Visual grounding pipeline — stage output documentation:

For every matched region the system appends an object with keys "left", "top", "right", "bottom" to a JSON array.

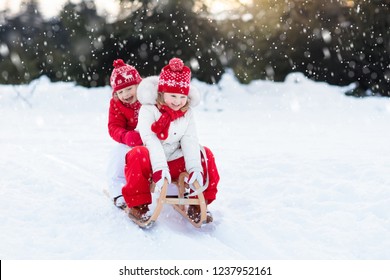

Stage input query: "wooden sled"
[{"left": 126, "top": 172, "right": 208, "bottom": 229}]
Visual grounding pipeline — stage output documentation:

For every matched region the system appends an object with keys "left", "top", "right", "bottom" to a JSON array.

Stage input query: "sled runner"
[{"left": 106, "top": 172, "right": 209, "bottom": 229}]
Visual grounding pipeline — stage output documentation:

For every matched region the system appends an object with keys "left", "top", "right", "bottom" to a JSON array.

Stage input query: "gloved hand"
[
  {"left": 123, "top": 131, "right": 143, "bottom": 147},
  {"left": 185, "top": 171, "right": 204, "bottom": 189},
  {"left": 152, "top": 169, "right": 171, "bottom": 192}
]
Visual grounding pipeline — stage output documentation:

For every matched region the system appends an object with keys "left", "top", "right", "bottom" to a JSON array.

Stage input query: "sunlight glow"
[{"left": 205, "top": 0, "right": 253, "bottom": 14}]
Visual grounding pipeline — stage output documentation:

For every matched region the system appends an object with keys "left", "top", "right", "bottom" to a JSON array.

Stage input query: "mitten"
[
  {"left": 123, "top": 131, "right": 143, "bottom": 147},
  {"left": 185, "top": 171, "right": 205, "bottom": 188}
]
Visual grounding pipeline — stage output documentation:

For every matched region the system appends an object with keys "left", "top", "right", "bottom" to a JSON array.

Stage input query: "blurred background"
[{"left": 0, "top": 0, "right": 389, "bottom": 96}]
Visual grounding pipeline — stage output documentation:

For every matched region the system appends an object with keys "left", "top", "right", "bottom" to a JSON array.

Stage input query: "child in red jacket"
[{"left": 106, "top": 59, "right": 143, "bottom": 209}]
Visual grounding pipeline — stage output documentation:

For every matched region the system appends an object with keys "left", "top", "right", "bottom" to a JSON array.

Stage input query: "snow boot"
[
  {"left": 127, "top": 204, "right": 151, "bottom": 222},
  {"left": 187, "top": 205, "right": 213, "bottom": 224}
]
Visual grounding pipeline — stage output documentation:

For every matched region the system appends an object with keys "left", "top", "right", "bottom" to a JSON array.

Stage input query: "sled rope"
[{"left": 185, "top": 145, "right": 209, "bottom": 198}]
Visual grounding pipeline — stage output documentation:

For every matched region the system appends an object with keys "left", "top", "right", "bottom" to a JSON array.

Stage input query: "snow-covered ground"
[{"left": 1, "top": 72, "right": 389, "bottom": 260}]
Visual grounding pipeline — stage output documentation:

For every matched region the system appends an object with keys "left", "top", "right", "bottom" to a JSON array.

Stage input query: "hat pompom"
[
  {"left": 113, "top": 59, "right": 126, "bottom": 68},
  {"left": 168, "top": 58, "right": 184, "bottom": 72}
]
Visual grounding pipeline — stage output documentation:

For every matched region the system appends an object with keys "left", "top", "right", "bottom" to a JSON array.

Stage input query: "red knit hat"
[
  {"left": 110, "top": 59, "right": 142, "bottom": 93},
  {"left": 158, "top": 58, "right": 191, "bottom": 95}
]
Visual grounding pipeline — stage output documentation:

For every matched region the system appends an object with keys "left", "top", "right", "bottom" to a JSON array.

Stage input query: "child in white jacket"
[{"left": 122, "top": 58, "right": 220, "bottom": 222}]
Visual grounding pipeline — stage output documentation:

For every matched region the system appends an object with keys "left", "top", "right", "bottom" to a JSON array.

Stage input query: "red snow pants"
[{"left": 122, "top": 146, "right": 219, "bottom": 208}]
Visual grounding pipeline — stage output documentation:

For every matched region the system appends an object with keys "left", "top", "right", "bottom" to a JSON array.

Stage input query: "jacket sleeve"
[
  {"left": 137, "top": 105, "right": 169, "bottom": 173},
  {"left": 180, "top": 109, "right": 202, "bottom": 173},
  {"left": 108, "top": 99, "right": 142, "bottom": 146}
]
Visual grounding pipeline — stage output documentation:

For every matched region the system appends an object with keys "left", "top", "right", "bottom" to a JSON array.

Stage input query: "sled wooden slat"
[{"left": 163, "top": 198, "right": 200, "bottom": 205}]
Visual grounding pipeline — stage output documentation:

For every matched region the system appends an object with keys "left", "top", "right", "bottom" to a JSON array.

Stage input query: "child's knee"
[
  {"left": 202, "top": 146, "right": 216, "bottom": 160},
  {"left": 126, "top": 146, "right": 148, "bottom": 160}
]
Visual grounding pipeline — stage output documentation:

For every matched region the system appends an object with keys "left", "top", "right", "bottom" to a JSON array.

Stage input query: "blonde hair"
[
  {"left": 113, "top": 92, "right": 119, "bottom": 100},
  {"left": 157, "top": 92, "right": 189, "bottom": 112}
]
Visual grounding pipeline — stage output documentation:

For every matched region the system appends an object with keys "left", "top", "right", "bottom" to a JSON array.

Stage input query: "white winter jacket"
[{"left": 136, "top": 76, "right": 203, "bottom": 174}]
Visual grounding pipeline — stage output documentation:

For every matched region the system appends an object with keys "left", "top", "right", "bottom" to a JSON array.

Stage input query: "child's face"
[
  {"left": 116, "top": 85, "right": 138, "bottom": 104},
  {"left": 163, "top": 92, "right": 188, "bottom": 111}
]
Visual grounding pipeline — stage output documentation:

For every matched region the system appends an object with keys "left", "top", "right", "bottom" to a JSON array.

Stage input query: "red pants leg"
[
  {"left": 201, "top": 146, "right": 219, "bottom": 204},
  {"left": 122, "top": 146, "right": 153, "bottom": 208}
]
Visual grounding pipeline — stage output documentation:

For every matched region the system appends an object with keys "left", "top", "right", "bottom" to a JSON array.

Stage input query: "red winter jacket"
[{"left": 108, "top": 98, "right": 143, "bottom": 147}]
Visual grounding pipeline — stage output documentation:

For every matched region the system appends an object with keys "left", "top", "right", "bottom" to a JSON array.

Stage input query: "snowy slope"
[{"left": 1, "top": 73, "right": 389, "bottom": 260}]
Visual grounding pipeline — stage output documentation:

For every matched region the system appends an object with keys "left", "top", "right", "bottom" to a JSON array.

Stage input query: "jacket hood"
[{"left": 137, "top": 76, "right": 201, "bottom": 107}]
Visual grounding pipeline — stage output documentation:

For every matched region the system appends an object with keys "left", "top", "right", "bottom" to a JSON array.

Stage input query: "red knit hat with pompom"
[
  {"left": 158, "top": 58, "right": 191, "bottom": 95},
  {"left": 110, "top": 59, "right": 142, "bottom": 93}
]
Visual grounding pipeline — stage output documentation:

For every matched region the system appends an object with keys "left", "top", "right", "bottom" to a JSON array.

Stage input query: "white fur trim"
[
  {"left": 137, "top": 76, "right": 159, "bottom": 105},
  {"left": 137, "top": 76, "right": 200, "bottom": 107},
  {"left": 188, "top": 85, "right": 201, "bottom": 107}
]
